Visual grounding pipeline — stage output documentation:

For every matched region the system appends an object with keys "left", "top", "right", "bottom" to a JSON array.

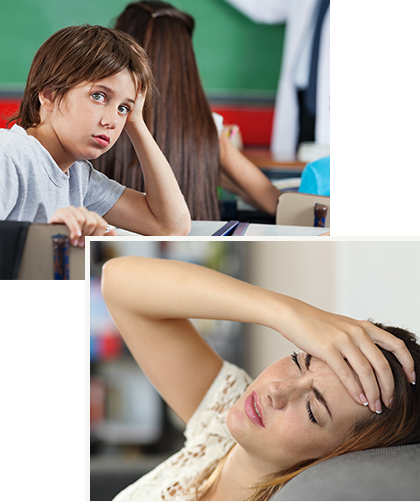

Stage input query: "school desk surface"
[{"left": 114, "top": 222, "right": 329, "bottom": 237}]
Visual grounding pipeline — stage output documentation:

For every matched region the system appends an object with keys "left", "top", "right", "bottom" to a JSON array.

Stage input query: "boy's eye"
[
  {"left": 118, "top": 105, "right": 130, "bottom": 115},
  {"left": 92, "top": 92, "right": 105, "bottom": 103}
]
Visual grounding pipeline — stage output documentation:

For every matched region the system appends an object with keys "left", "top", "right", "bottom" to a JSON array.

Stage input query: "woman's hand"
[
  {"left": 275, "top": 298, "right": 416, "bottom": 413},
  {"left": 49, "top": 206, "right": 117, "bottom": 247}
]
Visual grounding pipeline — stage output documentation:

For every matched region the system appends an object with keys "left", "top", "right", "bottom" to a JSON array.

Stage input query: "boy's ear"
[{"left": 38, "top": 88, "right": 56, "bottom": 110}]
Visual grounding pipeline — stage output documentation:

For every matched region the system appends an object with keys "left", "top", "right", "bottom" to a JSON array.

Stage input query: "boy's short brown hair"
[{"left": 13, "top": 25, "right": 153, "bottom": 129}]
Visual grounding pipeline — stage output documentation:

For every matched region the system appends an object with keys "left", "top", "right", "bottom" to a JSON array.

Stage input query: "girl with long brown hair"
[
  {"left": 101, "top": 255, "right": 418, "bottom": 501},
  {"left": 93, "top": 1, "right": 281, "bottom": 220}
]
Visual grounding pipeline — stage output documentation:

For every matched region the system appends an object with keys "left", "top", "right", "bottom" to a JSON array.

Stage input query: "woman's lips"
[
  {"left": 245, "top": 391, "right": 264, "bottom": 427},
  {"left": 93, "top": 135, "right": 110, "bottom": 147}
]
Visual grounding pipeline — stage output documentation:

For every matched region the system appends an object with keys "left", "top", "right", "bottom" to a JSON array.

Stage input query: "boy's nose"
[{"left": 101, "top": 115, "right": 118, "bottom": 129}]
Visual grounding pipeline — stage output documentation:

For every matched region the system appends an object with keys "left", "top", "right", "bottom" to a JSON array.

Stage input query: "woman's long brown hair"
[
  {"left": 197, "top": 323, "right": 420, "bottom": 501},
  {"left": 93, "top": 1, "right": 220, "bottom": 220}
]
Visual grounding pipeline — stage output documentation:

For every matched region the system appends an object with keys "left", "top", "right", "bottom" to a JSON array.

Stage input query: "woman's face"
[{"left": 226, "top": 352, "right": 372, "bottom": 473}]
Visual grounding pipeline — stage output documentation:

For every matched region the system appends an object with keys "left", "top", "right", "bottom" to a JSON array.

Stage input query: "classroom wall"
[
  {"left": 0, "top": 0, "right": 285, "bottom": 99},
  {"left": 246, "top": 241, "right": 420, "bottom": 378},
  {"left": 0, "top": 0, "right": 284, "bottom": 144}
]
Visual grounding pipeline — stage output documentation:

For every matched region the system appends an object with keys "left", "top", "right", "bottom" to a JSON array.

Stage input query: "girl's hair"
[
  {"left": 9, "top": 24, "right": 153, "bottom": 129},
  {"left": 197, "top": 323, "right": 420, "bottom": 501},
  {"left": 92, "top": 1, "right": 221, "bottom": 220}
]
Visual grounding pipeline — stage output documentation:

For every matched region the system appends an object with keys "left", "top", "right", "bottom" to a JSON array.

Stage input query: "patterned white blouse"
[{"left": 113, "top": 361, "right": 252, "bottom": 501}]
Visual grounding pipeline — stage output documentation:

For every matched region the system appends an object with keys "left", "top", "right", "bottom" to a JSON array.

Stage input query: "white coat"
[{"left": 224, "top": 0, "right": 330, "bottom": 160}]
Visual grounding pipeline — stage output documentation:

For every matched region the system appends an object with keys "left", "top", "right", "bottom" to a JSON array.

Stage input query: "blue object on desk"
[
  {"left": 232, "top": 222, "right": 249, "bottom": 236},
  {"left": 212, "top": 220, "right": 240, "bottom": 236},
  {"left": 299, "top": 156, "right": 330, "bottom": 196}
]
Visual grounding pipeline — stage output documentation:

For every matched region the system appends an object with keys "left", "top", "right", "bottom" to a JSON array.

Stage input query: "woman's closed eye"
[
  {"left": 291, "top": 352, "right": 319, "bottom": 425},
  {"left": 291, "top": 351, "right": 301, "bottom": 370},
  {"left": 307, "top": 399, "right": 318, "bottom": 424}
]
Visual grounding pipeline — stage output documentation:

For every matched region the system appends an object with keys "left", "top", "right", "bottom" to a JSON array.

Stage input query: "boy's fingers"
[{"left": 48, "top": 207, "right": 82, "bottom": 246}]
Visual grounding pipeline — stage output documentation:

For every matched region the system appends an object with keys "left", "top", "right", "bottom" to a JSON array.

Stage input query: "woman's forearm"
[
  {"left": 102, "top": 256, "right": 416, "bottom": 414},
  {"left": 102, "top": 256, "right": 286, "bottom": 330}
]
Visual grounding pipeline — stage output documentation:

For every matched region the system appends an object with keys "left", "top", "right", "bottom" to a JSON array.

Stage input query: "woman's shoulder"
[
  {"left": 113, "top": 363, "right": 253, "bottom": 502},
  {"left": 185, "top": 361, "right": 252, "bottom": 443}
]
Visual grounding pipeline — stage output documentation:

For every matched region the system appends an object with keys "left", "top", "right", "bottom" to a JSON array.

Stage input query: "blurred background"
[{"left": 89, "top": 239, "right": 420, "bottom": 501}]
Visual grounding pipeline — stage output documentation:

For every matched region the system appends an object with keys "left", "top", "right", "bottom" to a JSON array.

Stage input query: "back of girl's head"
[
  {"left": 14, "top": 25, "right": 153, "bottom": 129},
  {"left": 94, "top": 1, "right": 220, "bottom": 220},
  {"left": 114, "top": 1, "right": 195, "bottom": 50}
]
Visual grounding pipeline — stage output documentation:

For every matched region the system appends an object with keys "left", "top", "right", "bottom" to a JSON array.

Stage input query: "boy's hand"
[
  {"left": 49, "top": 206, "right": 117, "bottom": 247},
  {"left": 125, "top": 91, "right": 146, "bottom": 130}
]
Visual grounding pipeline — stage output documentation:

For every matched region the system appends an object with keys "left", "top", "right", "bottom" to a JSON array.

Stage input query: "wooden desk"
[
  {"left": 243, "top": 148, "right": 305, "bottom": 172},
  {"left": 18, "top": 224, "right": 85, "bottom": 280}
]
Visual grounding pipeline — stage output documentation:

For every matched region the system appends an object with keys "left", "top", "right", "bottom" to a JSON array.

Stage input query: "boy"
[{"left": 0, "top": 25, "right": 191, "bottom": 245}]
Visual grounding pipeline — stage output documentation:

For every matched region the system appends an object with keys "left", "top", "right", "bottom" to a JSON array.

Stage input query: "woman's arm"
[
  {"left": 218, "top": 132, "right": 281, "bottom": 215},
  {"left": 104, "top": 93, "right": 191, "bottom": 236},
  {"left": 102, "top": 257, "right": 415, "bottom": 421}
]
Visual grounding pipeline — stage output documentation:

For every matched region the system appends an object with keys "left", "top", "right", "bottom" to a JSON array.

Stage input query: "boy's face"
[{"left": 45, "top": 70, "right": 137, "bottom": 169}]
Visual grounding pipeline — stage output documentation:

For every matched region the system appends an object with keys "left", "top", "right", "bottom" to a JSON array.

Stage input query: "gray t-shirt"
[{"left": 0, "top": 125, "right": 126, "bottom": 223}]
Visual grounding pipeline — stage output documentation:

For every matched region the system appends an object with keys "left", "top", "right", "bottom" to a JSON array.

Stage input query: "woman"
[
  {"left": 101, "top": 256, "right": 418, "bottom": 501},
  {"left": 93, "top": 1, "right": 281, "bottom": 220}
]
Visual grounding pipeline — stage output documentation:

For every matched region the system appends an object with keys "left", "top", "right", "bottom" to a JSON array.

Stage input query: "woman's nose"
[{"left": 267, "top": 378, "right": 306, "bottom": 410}]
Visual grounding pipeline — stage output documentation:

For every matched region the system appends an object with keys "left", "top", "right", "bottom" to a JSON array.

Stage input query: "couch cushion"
[{"left": 271, "top": 443, "right": 420, "bottom": 501}]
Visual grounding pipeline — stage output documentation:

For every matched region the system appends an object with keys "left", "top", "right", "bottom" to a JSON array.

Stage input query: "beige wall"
[{"left": 245, "top": 240, "right": 420, "bottom": 378}]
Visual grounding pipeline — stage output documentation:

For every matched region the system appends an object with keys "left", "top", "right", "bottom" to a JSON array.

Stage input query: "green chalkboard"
[{"left": 0, "top": 0, "right": 285, "bottom": 99}]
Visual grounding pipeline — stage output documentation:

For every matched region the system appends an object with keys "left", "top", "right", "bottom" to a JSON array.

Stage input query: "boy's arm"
[{"left": 103, "top": 93, "right": 191, "bottom": 236}]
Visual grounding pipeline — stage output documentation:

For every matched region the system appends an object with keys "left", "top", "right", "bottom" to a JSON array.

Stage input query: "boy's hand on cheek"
[
  {"left": 125, "top": 91, "right": 146, "bottom": 129},
  {"left": 49, "top": 206, "right": 113, "bottom": 247}
]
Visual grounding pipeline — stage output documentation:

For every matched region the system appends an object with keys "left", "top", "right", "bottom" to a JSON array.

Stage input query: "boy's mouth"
[{"left": 93, "top": 134, "right": 110, "bottom": 147}]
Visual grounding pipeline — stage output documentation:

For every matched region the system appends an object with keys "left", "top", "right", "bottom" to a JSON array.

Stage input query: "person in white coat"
[{"left": 224, "top": 0, "right": 330, "bottom": 160}]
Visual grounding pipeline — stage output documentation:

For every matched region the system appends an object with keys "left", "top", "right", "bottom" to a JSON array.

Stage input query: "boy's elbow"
[
  {"left": 177, "top": 214, "right": 191, "bottom": 236},
  {"left": 159, "top": 212, "right": 191, "bottom": 236}
]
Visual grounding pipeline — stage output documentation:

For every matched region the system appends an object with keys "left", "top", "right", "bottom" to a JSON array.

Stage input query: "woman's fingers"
[
  {"left": 320, "top": 320, "right": 415, "bottom": 413},
  {"left": 342, "top": 343, "right": 390, "bottom": 413},
  {"left": 367, "top": 322, "right": 416, "bottom": 385},
  {"left": 323, "top": 349, "right": 369, "bottom": 407}
]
